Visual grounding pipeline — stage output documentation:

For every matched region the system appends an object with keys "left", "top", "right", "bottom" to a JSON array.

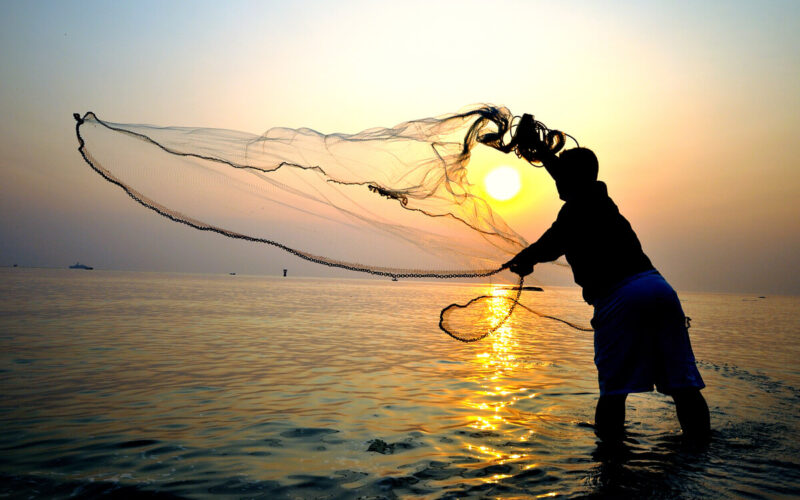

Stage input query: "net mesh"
[{"left": 73, "top": 105, "right": 590, "bottom": 341}]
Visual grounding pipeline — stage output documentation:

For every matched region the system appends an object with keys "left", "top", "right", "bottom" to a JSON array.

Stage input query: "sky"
[{"left": 1, "top": 0, "right": 798, "bottom": 294}]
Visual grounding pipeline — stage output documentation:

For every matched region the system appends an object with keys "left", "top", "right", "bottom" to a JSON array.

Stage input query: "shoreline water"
[
  {"left": 3, "top": 266, "right": 793, "bottom": 298},
  {"left": 1, "top": 269, "right": 798, "bottom": 498}
]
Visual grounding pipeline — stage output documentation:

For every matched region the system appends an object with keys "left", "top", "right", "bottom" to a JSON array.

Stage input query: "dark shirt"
[{"left": 520, "top": 181, "right": 654, "bottom": 304}]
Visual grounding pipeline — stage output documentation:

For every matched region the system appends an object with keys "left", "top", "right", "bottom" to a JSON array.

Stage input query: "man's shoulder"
[
  {"left": 559, "top": 183, "right": 619, "bottom": 221},
  {"left": 592, "top": 181, "right": 610, "bottom": 198},
  {"left": 565, "top": 182, "right": 612, "bottom": 206},
  {"left": 589, "top": 182, "right": 618, "bottom": 209}
]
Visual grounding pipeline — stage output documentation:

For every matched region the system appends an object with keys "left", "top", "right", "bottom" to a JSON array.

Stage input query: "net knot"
[{"left": 368, "top": 184, "right": 409, "bottom": 206}]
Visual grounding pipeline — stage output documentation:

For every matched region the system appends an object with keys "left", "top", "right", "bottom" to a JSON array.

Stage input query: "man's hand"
[{"left": 502, "top": 254, "right": 534, "bottom": 277}]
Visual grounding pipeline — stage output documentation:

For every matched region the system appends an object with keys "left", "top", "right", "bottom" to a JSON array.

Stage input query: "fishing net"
[{"left": 73, "top": 105, "right": 589, "bottom": 342}]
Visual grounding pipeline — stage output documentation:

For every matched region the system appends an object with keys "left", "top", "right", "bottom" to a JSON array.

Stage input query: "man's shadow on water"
[{"left": 582, "top": 430, "right": 713, "bottom": 499}]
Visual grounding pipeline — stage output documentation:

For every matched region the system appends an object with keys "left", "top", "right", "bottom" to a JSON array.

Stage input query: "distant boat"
[
  {"left": 502, "top": 285, "right": 543, "bottom": 292},
  {"left": 229, "top": 272, "right": 237, "bottom": 275},
  {"left": 69, "top": 262, "right": 93, "bottom": 270}
]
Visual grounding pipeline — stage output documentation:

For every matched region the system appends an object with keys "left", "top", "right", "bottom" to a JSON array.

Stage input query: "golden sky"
[{"left": 1, "top": 0, "right": 798, "bottom": 294}]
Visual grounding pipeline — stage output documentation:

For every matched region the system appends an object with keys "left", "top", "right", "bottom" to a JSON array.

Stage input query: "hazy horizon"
[{"left": 2, "top": 0, "right": 799, "bottom": 295}]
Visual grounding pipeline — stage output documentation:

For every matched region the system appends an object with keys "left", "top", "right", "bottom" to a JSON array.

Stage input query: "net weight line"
[{"left": 439, "top": 275, "right": 593, "bottom": 343}]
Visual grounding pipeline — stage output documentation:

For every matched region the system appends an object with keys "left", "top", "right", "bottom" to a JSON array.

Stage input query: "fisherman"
[{"left": 503, "top": 143, "right": 710, "bottom": 442}]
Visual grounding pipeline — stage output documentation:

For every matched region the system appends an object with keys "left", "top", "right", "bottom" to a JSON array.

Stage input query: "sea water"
[{"left": 1, "top": 268, "right": 798, "bottom": 498}]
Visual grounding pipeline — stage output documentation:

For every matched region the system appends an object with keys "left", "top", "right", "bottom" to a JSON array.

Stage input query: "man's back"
[
  {"left": 556, "top": 181, "right": 654, "bottom": 303},
  {"left": 523, "top": 180, "right": 654, "bottom": 303}
]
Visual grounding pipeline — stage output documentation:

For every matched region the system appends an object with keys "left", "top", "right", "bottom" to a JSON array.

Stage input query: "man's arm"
[
  {"left": 504, "top": 218, "right": 565, "bottom": 276},
  {"left": 538, "top": 149, "right": 564, "bottom": 182}
]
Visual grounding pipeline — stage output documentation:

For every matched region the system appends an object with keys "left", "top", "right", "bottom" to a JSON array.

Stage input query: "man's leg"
[
  {"left": 671, "top": 388, "right": 710, "bottom": 440},
  {"left": 595, "top": 393, "right": 627, "bottom": 440}
]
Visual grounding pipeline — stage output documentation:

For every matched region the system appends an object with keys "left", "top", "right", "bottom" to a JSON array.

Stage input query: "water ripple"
[{"left": 1, "top": 269, "right": 798, "bottom": 498}]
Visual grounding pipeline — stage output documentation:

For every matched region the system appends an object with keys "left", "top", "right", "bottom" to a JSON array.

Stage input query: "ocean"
[{"left": 1, "top": 268, "right": 798, "bottom": 499}]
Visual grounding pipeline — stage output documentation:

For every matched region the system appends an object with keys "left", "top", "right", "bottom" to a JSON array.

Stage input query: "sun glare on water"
[{"left": 484, "top": 166, "right": 521, "bottom": 201}]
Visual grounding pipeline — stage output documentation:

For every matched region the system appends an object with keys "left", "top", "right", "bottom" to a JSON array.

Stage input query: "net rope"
[{"left": 73, "top": 106, "right": 591, "bottom": 341}]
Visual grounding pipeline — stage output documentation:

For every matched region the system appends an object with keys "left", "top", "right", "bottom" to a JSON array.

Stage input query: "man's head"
[{"left": 552, "top": 147, "right": 598, "bottom": 200}]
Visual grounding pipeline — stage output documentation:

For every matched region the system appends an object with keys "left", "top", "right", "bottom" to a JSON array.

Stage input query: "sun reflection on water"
[{"left": 461, "top": 285, "right": 538, "bottom": 478}]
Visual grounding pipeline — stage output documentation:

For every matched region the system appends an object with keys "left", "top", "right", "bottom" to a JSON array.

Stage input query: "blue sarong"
[{"left": 591, "top": 270, "right": 705, "bottom": 396}]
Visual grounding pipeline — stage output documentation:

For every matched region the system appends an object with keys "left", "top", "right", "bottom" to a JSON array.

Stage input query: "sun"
[{"left": 484, "top": 165, "right": 521, "bottom": 201}]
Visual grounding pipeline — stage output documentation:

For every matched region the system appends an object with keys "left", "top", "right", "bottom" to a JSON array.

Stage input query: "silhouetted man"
[{"left": 504, "top": 147, "right": 710, "bottom": 442}]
